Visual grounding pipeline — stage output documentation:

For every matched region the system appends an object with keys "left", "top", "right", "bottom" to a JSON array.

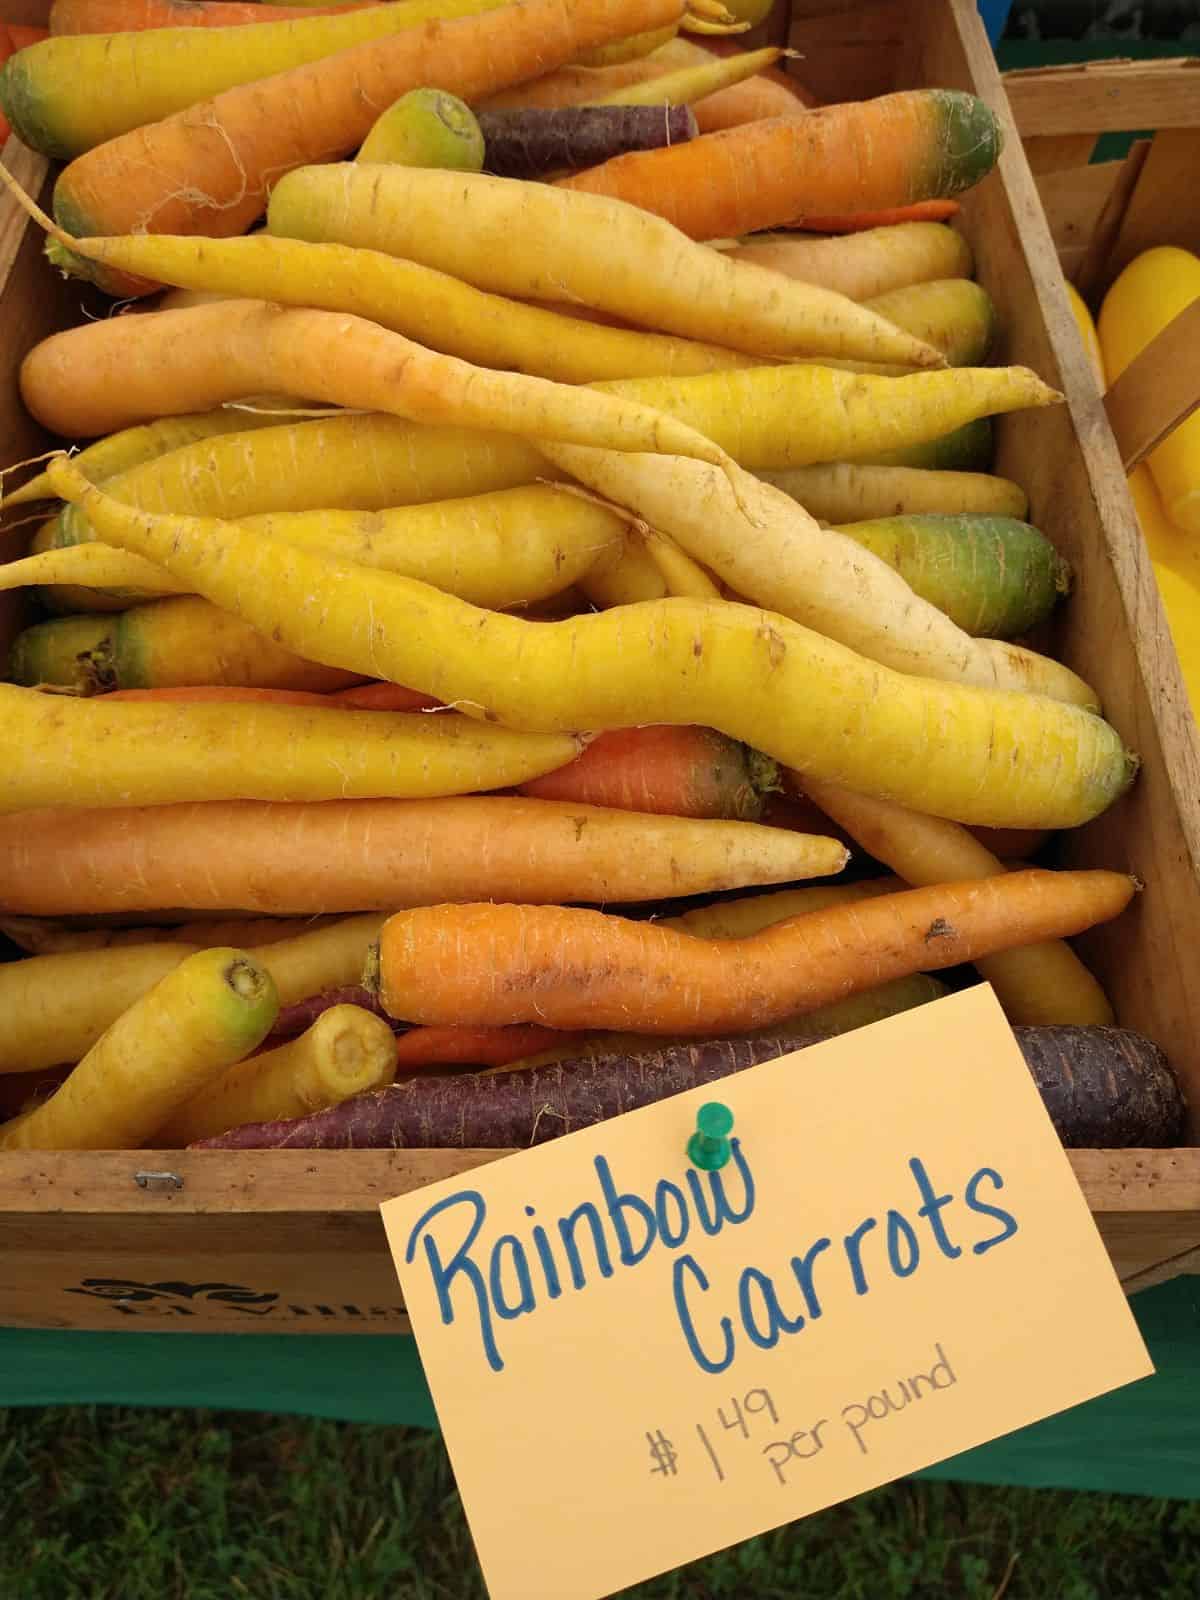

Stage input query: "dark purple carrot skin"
[
  {"left": 477, "top": 104, "right": 698, "bottom": 180},
  {"left": 264, "top": 986, "right": 402, "bottom": 1041},
  {"left": 1014, "top": 1024, "right": 1185, "bottom": 1148},
  {"left": 189, "top": 1022, "right": 1185, "bottom": 1151}
]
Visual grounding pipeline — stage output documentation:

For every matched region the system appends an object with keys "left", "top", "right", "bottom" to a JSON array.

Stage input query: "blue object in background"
[{"left": 978, "top": 0, "right": 1014, "bottom": 45}]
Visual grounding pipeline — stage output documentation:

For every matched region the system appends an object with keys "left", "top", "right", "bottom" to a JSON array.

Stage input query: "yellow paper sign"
[{"left": 380, "top": 986, "right": 1152, "bottom": 1600}]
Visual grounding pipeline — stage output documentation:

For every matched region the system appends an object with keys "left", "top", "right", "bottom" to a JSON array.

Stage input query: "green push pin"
[{"left": 688, "top": 1102, "right": 734, "bottom": 1171}]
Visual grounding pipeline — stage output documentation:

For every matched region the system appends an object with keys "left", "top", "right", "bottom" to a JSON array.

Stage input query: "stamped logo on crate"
[{"left": 62, "top": 1277, "right": 408, "bottom": 1324}]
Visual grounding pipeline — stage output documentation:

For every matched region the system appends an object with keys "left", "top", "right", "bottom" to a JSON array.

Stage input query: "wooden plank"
[
  {"left": 1104, "top": 298, "right": 1200, "bottom": 471},
  {"left": 1074, "top": 139, "right": 1152, "bottom": 301},
  {"left": 785, "top": 0, "right": 905, "bottom": 104},
  {"left": 1036, "top": 160, "right": 1121, "bottom": 260},
  {"left": 1107, "top": 129, "right": 1200, "bottom": 287},
  {"left": 1022, "top": 134, "right": 1096, "bottom": 177},
  {"left": 914, "top": 0, "right": 1200, "bottom": 1154},
  {"left": 1004, "top": 59, "right": 1200, "bottom": 138}
]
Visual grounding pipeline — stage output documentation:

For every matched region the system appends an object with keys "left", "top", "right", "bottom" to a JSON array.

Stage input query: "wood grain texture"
[
  {"left": 2, "top": 0, "right": 1200, "bottom": 1330},
  {"left": 0, "top": 1150, "right": 1197, "bottom": 1331},
  {"left": 1104, "top": 298, "right": 1200, "bottom": 470},
  {"left": 1107, "top": 129, "right": 1200, "bottom": 285},
  {"left": 1005, "top": 59, "right": 1200, "bottom": 138}
]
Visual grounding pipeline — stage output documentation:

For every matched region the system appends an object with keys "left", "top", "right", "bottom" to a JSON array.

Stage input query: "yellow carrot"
[
  {"left": 542, "top": 446, "right": 1098, "bottom": 706},
  {"left": 0, "top": 686, "right": 581, "bottom": 809},
  {"left": 44, "top": 454, "right": 1136, "bottom": 829},
  {"left": 722, "top": 221, "right": 973, "bottom": 301},
  {"left": 265, "top": 163, "right": 945, "bottom": 368},
  {"left": 156, "top": 1003, "right": 399, "bottom": 1145},
  {"left": 761, "top": 462, "right": 1030, "bottom": 522},
  {"left": 0, "top": 948, "right": 279, "bottom": 1150}
]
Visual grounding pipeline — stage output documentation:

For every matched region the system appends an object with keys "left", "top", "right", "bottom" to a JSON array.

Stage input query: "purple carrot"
[
  {"left": 265, "top": 986, "right": 402, "bottom": 1041},
  {"left": 188, "top": 1024, "right": 1184, "bottom": 1152},
  {"left": 477, "top": 104, "right": 698, "bottom": 180}
]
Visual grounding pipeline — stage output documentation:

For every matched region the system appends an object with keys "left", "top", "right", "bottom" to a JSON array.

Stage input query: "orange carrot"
[
  {"left": 393, "top": 1024, "right": 572, "bottom": 1069},
  {"left": 0, "top": 797, "right": 847, "bottom": 916},
  {"left": 330, "top": 681, "right": 442, "bottom": 711},
  {"left": 371, "top": 872, "right": 1138, "bottom": 1033},
  {"left": 555, "top": 90, "right": 1001, "bottom": 242},
  {"left": 516, "top": 727, "right": 774, "bottom": 819},
  {"left": 102, "top": 682, "right": 441, "bottom": 711},
  {"left": 784, "top": 200, "right": 962, "bottom": 233},
  {"left": 692, "top": 73, "right": 808, "bottom": 133},
  {"left": 49, "top": 0, "right": 363, "bottom": 30},
  {"left": 53, "top": 0, "right": 687, "bottom": 274}
]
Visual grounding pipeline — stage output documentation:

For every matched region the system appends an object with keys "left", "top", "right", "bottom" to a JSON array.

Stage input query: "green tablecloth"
[{"left": 3, "top": 1279, "right": 1199, "bottom": 1496}]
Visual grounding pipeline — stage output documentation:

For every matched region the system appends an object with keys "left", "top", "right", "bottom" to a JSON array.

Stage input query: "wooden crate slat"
[{"left": 1004, "top": 59, "right": 1200, "bottom": 138}]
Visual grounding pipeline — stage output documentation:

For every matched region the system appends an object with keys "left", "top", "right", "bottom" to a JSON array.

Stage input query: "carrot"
[
  {"left": 588, "top": 45, "right": 791, "bottom": 123},
  {"left": 188, "top": 1023, "right": 1185, "bottom": 1152},
  {"left": 0, "top": 797, "right": 846, "bottom": 918},
  {"left": 516, "top": 727, "right": 775, "bottom": 819},
  {"left": 594, "top": 365, "right": 1058, "bottom": 473},
  {"left": 0, "top": 942, "right": 202, "bottom": 1073},
  {"left": 46, "top": 417, "right": 545, "bottom": 559},
  {"left": 797, "top": 777, "right": 1117, "bottom": 1027},
  {"left": 0, "top": 948, "right": 279, "bottom": 1150},
  {"left": 665, "top": 879, "right": 903, "bottom": 937},
  {"left": 723, "top": 222, "right": 972, "bottom": 303},
  {"left": 864, "top": 419, "right": 992, "bottom": 472},
  {"left": 477, "top": 103, "right": 697, "bottom": 178},
  {"left": 392, "top": 1024, "right": 570, "bottom": 1068},
  {"left": 828, "top": 514, "right": 1071, "bottom": 639},
  {"left": 50, "top": 0, "right": 689, "bottom": 269},
  {"left": 11, "top": 599, "right": 364, "bottom": 694},
  {"left": 0, "top": 404, "right": 295, "bottom": 511},
  {"left": 44, "top": 455, "right": 1136, "bottom": 829},
  {"left": 332, "top": 682, "right": 441, "bottom": 711},
  {"left": 264, "top": 986, "right": 394, "bottom": 1039},
  {"left": 0, "top": 912, "right": 342, "bottom": 956},
  {"left": 189, "top": 1036, "right": 819, "bottom": 1147},
  {"left": 555, "top": 90, "right": 1002, "bottom": 241},
  {"left": 155, "top": 1002, "right": 398, "bottom": 1146},
  {"left": 0, "top": 914, "right": 386, "bottom": 1070},
  {"left": 10, "top": 483, "right": 629, "bottom": 611},
  {"left": 105, "top": 683, "right": 441, "bottom": 712},
  {"left": 369, "top": 871, "right": 1136, "bottom": 1034},
  {"left": 542, "top": 444, "right": 1097, "bottom": 706},
  {"left": 10, "top": 0, "right": 549, "bottom": 158},
  {"left": 494, "top": 973, "right": 949, "bottom": 1072},
  {"left": 17, "top": 299, "right": 737, "bottom": 478},
  {"left": 50, "top": 0, "right": 365, "bottom": 33},
  {"left": 761, "top": 463, "right": 1030, "bottom": 523},
  {"left": 265, "top": 164, "right": 945, "bottom": 368},
  {"left": 786, "top": 200, "right": 963, "bottom": 232},
  {"left": 865, "top": 279, "right": 996, "bottom": 368},
  {"left": 0, "top": 685, "right": 583, "bottom": 809},
  {"left": 357, "top": 87, "right": 484, "bottom": 169}
]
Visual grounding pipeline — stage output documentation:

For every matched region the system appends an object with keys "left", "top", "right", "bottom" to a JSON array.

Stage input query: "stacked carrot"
[{"left": 0, "top": 3, "right": 1172, "bottom": 1152}]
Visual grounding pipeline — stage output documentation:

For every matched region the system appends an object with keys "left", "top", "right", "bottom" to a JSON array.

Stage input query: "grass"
[{"left": 3, "top": 1406, "right": 1200, "bottom": 1599}]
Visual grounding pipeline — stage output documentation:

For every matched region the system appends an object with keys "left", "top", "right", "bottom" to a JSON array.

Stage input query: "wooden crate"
[{"left": 4, "top": 0, "right": 1200, "bottom": 1336}]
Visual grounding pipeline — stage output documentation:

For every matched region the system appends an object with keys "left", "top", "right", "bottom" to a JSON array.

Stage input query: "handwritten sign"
[{"left": 381, "top": 986, "right": 1152, "bottom": 1600}]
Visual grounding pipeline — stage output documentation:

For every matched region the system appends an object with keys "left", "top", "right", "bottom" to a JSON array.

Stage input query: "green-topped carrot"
[{"left": 554, "top": 90, "right": 1003, "bottom": 240}]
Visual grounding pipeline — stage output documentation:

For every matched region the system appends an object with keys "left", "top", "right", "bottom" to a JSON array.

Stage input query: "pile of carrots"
[{"left": 0, "top": 0, "right": 1177, "bottom": 1154}]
